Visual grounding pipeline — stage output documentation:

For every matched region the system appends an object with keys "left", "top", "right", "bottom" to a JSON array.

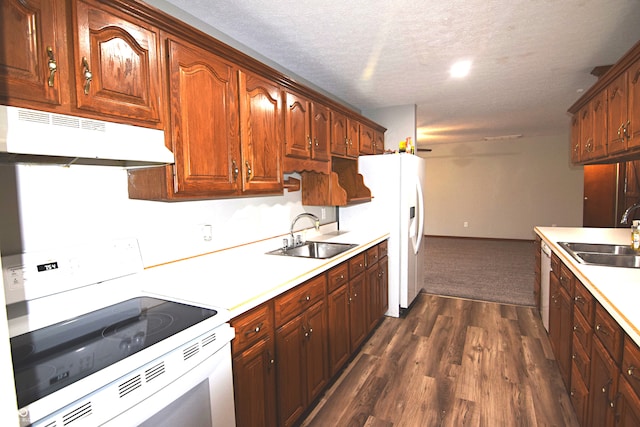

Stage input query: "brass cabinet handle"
[
  {"left": 46, "top": 47, "right": 57, "bottom": 87},
  {"left": 623, "top": 121, "right": 631, "bottom": 139},
  {"left": 628, "top": 366, "right": 637, "bottom": 379},
  {"left": 232, "top": 159, "right": 239, "bottom": 182},
  {"left": 267, "top": 350, "right": 275, "bottom": 372},
  {"left": 245, "top": 161, "right": 252, "bottom": 181},
  {"left": 81, "top": 57, "right": 92, "bottom": 95},
  {"left": 307, "top": 135, "right": 312, "bottom": 148},
  {"left": 574, "top": 295, "right": 584, "bottom": 305},
  {"left": 299, "top": 295, "right": 311, "bottom": 303},
  {"left": 314, "top": 137, "right": 319, "bottom": 147}
]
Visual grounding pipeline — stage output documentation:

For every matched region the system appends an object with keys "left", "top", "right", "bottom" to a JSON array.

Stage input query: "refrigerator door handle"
[{"left": 413, "top": 178, "right": 425, "bottom": 254}]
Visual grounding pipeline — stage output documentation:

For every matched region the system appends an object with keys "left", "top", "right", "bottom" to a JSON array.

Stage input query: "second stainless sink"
[
  {"left": 559, "top": 241, "right": 640, "bottom": 268},
  {"left": 266, "top": 241, "right": 358, "bottom": 259}
]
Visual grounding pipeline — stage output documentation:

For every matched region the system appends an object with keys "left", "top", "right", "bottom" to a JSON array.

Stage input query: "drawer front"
[
  {"left": 622, "top": 335, "right": 640, "bottom": 397},
  {"left": 366, "top": 246, "right": 379, "bottom": 267},
  {"left": 231, "top": 301, "right": 274, "bottom": 355},
  {"left": 349, "top": 252, "right": 366, "bottom": 277},
  {"left": 275, "top": 274, "right": 327, "bottom": 326},
  {"left": 572, "top": 333, "right": 591, "bottom": 385},
  {"left": 573, "top": 309, "right": 593, "bottom": 355},
  {"left": 594, "top": 303, "right": 623, "bottom": 364},
  {"left": 378, "top": 240, "right": 388, "bottom": 259},
  {"left": 573, "top": 281, "right": 594, "bottom": 322},
  {"left": 559, "top": 263, "right": 574, "bottom": 294},
  {"left": 327, "top": 262, "right": 349, "bottom": 294}
]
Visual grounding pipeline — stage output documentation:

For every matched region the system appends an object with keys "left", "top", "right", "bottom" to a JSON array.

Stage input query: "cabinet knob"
[{"left": 628, "top": 366, "right": 636, "bottom": 378}]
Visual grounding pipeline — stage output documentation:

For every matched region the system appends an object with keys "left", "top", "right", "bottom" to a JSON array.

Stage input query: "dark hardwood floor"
[{"left": 302, "top": 293, "right": 579, "bottom": 426}]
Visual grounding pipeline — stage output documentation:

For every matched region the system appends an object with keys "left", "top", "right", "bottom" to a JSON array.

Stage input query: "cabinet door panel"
[
  {"left": 347, "top": 119, "right": 359, "bottom": 157},
  {"left": 617, "top": 376, "right": 640, "bottom": 427},
  {"left": 311, "top": 102, "right": 330, "bottom": 161},
  {"left": 238, "top": 70, "right": 283, "bottom": 194},
  {"left": 284, "top": 91, "right": 311, "bottom": 159},
  {"left": 588, "top": 337, "right": 617, "bottom": 427},
  {"left": 328, "top": 285, "right": 351, "bottom": 376},
  {"left": 232, "top": 336, "right": 277, "bottom": 427},
  {"left": 305, "top": 301, "right": 328, "bottom": 403},
  {"left": 168, "top": 39, "right": 239, "bottom": 195},
  {"left": 0, "top": 0, "right": 67, "bottom": 106},
  {"left": 629, "top": 58, "right": 640, "bottom": 148},
  {"left": 349, "top": 273, "right": 367, "bottom": 350},
  {"left": 276, "top": 316, "right": 306, "bottom": 427},
  {"left": 607, "top": 72, "right": 628, "bottom": 154},
  {"left": 330, "top": 110, "right": 348, "bottom": 156},
  {"left": 74, "top": 0, "right": 162, "bottom": 124}
]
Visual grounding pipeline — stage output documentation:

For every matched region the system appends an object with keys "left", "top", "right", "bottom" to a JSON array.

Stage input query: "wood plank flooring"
[{"left": 301, "top": 293, "right": 579, "bottom": 427}]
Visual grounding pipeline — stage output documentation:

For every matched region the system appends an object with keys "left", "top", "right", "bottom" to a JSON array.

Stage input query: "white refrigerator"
[{"left": 339, "top": 153, "right": 426, "bottom": 318}]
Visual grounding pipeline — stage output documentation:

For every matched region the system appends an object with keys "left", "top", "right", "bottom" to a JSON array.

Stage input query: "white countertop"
[
  {"left": 138, "top": 224, "right": 390, "bottom": 319},
  {"left": 535, "top": 226, "right": 640, "bottom": 346}
]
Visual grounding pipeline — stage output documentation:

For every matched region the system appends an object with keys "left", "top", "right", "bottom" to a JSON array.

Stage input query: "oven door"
[{"left": 102, "top": 342, "right": 235, "bottom": 427}]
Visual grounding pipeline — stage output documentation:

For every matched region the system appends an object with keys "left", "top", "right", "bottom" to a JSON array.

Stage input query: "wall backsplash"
[{"left": 0, "top": 164, "right": 334, "bottom": 267}]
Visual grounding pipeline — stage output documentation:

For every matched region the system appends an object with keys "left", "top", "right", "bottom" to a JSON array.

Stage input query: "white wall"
[
  {"left": 363, "top": 104, "right": 417, "bottom": 152},
  {"left": 0, "top": 164, "right": 335, "bottom": 267},
  {"left": 422, "top": 132, "right": 584, "bottom": 240}
]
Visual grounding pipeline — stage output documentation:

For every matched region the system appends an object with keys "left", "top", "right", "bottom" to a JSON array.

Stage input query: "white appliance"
[
  {"left": 0, "top": 105, "right": 175, "bottom": 167},
  {"left": 540, "top": 241, "right": 551, "bottom": 331},
  {"left": 2, "top": 239, "right": 235, "bottom": 427},
  {"left": 339, "top": 153, "right": 426, "bottom": 317}
]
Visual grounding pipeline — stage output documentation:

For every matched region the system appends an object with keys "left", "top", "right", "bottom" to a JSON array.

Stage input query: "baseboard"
[{"left": 424, "top": 235, "right": 534, "bottom": 243}]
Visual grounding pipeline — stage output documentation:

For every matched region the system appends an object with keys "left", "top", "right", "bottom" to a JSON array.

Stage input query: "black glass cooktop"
[{"left": 10, "top": 297, "right": 217, "bottom": 409}]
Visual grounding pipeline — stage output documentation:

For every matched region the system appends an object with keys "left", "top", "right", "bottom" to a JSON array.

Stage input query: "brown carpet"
[{"left": 423, "top": 237, "right": 536, "bottom": 306}]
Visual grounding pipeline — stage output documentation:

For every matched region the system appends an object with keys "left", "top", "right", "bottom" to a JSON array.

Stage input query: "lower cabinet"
[
  {"left": 545, "top": 249, "right": 640, "bottom": 427},
  {"left": 231, "top": 240, "right": 389, "bottom": 426},
  {"left": 230, "top": 301, "right": 277, "bottom": 427}
]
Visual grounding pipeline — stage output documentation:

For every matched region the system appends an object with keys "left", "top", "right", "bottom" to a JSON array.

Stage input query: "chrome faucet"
[
  {"left": 621, "top": 201, "right": 640, "bottom": 224},
  {"left": 289, "top": 213, "right": 320, "bottom": 247}
]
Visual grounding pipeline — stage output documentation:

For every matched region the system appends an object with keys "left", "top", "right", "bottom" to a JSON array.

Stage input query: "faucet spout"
[
  {"left": 290, "top": 213, "right": 320, "bottom": 247},
  {"left": 621, "top": 201, "right": 640, "bottom": 224}
]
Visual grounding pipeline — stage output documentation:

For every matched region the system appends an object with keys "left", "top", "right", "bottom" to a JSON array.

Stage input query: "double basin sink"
[
  {"left": 559, "top": 242, "right": 640, "bottom": 268},
  {"left": 266, "top": 241, "right": 358, "bottom": 259}
]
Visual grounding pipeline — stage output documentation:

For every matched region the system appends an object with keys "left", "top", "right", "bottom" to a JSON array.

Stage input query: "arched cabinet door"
[{"left": 73, "top": 0, "right": 163, "bottom": 126}]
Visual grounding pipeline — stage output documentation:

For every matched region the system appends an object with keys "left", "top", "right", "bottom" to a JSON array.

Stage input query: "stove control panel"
[{"left": 2, "top": 238, "right": 143, "bottom": 304}]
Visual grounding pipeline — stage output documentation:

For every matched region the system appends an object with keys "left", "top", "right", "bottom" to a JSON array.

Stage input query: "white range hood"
[{"left": 0, "top": 105, "right": 174, "bottom": 167}]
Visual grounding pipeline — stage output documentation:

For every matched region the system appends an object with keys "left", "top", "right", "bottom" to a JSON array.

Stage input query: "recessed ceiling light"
[{"left": 450, "top": 60, "right": 472, "bottom": 78}]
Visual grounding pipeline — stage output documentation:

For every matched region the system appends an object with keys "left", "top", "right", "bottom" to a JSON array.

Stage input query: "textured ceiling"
[{"left": 160, "top": 0, "right": 640, "bottom": 148}]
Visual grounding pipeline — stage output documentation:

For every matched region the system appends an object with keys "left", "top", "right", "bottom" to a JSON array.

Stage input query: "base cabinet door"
[
  {"left": 328, "top": 284, "right": 351, "bottom": 376},
  {"left": 232, "top": 336, "right": 277, "bottom": 427},
  {"left": 589, "top": 338, "right": 618, "bottom": 427},
  {"left": 617, "top": 376, "right": 640, "bottom": 427},
  {"left": 304, "top": 301, "right": 329, "bottom": 404},
  {"left": 276, "top": 315, "right": 306, "bottom": 427},
  {"left": 349, "top": 273, "right": 367, "bottom": 351}
]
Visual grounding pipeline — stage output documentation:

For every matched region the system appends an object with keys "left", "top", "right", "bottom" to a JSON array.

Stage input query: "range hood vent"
[{"left": 0, "top": 106, "right": 174, "bottom": 167}]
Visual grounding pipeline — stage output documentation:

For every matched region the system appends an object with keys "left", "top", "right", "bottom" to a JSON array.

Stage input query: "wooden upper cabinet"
[
  {"left": 167, "top": 38, "right": 240, "bottom": 197},
  {"left": 579, "top": 92, "right": 607, "bottom": 161},
  {"left": 570, "top": 114, "right": 581, "bottom": 163},
  {"left": 0, "top": 0, "right": 69, "bottom": 107},
  {"left": 330, "top": 110, "right": 349, "bottom": 156},
  {"left": 311, "top": 102, "right": 330, "bottom": 162},
  {"left": 238, "top": 70, "right": 283, "bottom": 195},
  {"left": 283, "top": 90, "right": 330, "bottom": 173},
  {"left": 607, "top": 72, "right": 628, "bottom": 154},
  {"left": 628, "top": 57, "right": 640, "bottom": 150},
  {"left": 374, "top": 129, "right": 385, "bottom": 154},
  {"left": 284, "top": 91, "right": 312, "bottom": 160},
  {"left": 73, "top": 0, "right": 163, "bottom": 126},
  {"left": 359, "top": 124, "right": 375, "bottom": 155},
  {"left": 346, "top": 119, "right": 360, "bottom": 157}
]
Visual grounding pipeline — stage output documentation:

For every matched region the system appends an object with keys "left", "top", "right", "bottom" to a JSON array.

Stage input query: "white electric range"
[{"left": 2, "top": 238, "right": 235, "bottom": 427}]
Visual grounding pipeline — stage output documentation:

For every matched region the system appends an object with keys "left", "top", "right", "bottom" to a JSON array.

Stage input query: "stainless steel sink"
[
  {"left": 266, "top": 241, "right": 358, "bottom": 259},
  {"left": 559, "top": 241, "right": 640, "bottom": 268}
]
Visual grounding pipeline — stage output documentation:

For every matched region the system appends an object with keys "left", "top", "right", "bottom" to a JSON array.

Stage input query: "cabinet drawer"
[
  {"left": 366, "top": 246, "right": 379, "bottom": 267},
  {"left": 275, "top": 274, "right": 326, "bottom": 326},
  {"left": 573, "top": 281, "right": 594, "bottom": 322},
  {"left": 572, "top": 333, "right": 591, "bottom": 386},
  {"left": 594, "top": 303, "right": 623, "bottom": 364},
  {"left": 231, "top": 301, "right": 274, "bottom": 355},
  {"left": 573, "top": 308, "right": 592, "bottom": 355},
  {"left": 327, "top": 262, "right": 349, "bottom": 294},
  {"left": 378, "top": 240, "right": 388, "bottom": 259},
  {"left": 622, "top": 335, "right": 640, "bottom": 397},
  {"left": 559, "top": 263, "right": 574, "bottom": 294},
  {"left": 349, "top": 252, "right": 366, "bottom": 277}
]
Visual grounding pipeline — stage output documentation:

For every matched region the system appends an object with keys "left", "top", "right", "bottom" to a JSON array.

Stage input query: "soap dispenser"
[{"left": 632, "top": 220, "right": 640, "bottom": 250}]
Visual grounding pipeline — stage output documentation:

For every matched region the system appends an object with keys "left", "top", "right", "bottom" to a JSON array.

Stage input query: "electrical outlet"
[
  {"left": 321, "top": 207, "right": 326, "bottom": 220},
  {"left": 463, "top": 221, "right": 469, "bottom": 228},
  {"left": 202, "top": 224, "right": 212, "bottom": 241}
]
